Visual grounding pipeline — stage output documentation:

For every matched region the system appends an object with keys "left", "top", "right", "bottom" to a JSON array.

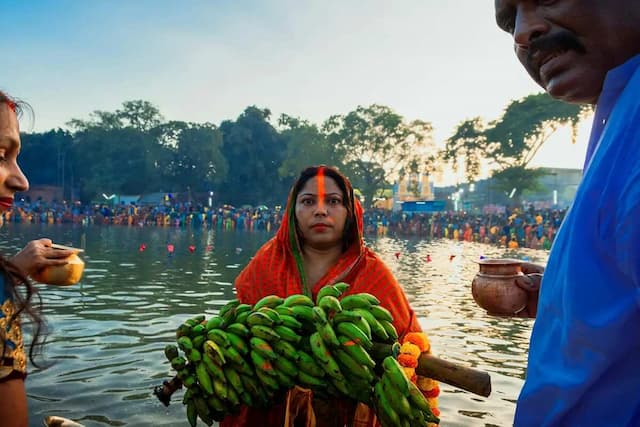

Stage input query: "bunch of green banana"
[
  {"left": 162, "top": 283, "right": 439, "bottom": 426},
  {"left": 372, "top": 356, "right": 440, "bottom": 427}
]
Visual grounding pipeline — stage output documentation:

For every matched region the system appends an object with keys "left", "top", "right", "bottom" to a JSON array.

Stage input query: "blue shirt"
[{"left": 515, "top": 55, "right": 640, "bottom": 426}]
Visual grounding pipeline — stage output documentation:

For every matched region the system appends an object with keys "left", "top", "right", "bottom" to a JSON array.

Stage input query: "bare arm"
[{"left": 514, "top": 262, "right": 545, "bottom": 318}]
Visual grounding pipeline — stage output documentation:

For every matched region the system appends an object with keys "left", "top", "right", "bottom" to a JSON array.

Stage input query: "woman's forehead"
[{"left": 300, "top": 175, "right": 342, "bottom": 194}]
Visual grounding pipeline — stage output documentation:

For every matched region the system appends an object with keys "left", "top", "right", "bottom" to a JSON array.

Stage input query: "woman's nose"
[{"left": 6, "top": 163, "right": 29, "bottom": 193}]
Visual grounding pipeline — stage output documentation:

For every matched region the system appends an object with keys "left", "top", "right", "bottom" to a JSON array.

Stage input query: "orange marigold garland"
[{"left": 398, "top": 332, "right": 440, "bottom": 425}]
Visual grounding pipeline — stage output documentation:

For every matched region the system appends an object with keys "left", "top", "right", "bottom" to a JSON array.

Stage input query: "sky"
[{"left": 1, "top": 0, "right": 591, "bottom": 185}]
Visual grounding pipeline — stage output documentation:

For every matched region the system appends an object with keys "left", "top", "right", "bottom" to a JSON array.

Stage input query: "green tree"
[
  {"left": 443, "top": 93, "right": 590, "bottom": 200},
  {"left": 219, "top": 107, "right": 288, "bottom": 205},
  {"left": 277, "top": 114, "right": 344, "bottom": 182},
  {"left": 323, "top": 104, "right": 435, "bottom": 208}
]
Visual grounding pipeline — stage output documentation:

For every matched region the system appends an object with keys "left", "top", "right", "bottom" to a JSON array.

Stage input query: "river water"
[{"left": 1, "top": 223, "right": 549, "bottom": 427}]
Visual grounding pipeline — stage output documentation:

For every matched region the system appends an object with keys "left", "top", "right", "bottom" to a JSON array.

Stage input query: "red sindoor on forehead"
[{"left": 317, "top": 166, "right": 325, "bottom": 209}]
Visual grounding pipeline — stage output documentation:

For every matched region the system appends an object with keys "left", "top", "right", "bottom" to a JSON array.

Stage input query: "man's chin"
[{"left": 544, "top": 69, "right": 601, "bottom": 104}]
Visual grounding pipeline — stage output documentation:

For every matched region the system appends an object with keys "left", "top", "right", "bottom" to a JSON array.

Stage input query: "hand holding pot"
[{"left": 513, "top": 262, "right": 545, "bottom": 318}]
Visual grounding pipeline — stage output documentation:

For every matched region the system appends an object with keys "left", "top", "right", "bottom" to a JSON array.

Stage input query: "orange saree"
[{"left": 222, "top": 196, "right": 421, "bottom": 427}]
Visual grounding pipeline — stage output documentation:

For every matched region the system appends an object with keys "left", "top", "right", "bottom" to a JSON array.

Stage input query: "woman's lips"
[{"left": 0, "top": 197, "right": 13, "bottom": 210}]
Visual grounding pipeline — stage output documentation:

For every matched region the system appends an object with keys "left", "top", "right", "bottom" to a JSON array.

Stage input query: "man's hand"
[
  {"left": 514, "top": 262, "right": 545, "bottom": 318},
  {"left": 10, "top": 238, "right": 74, "bottom": 277}
]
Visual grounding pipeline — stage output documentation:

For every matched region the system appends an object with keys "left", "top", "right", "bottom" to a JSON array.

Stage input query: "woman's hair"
[
  {"left": 291, "top": 165, "right": 359, "bottom": 252},
  {"left": 0, "top": 90, "right": 47, "bottom": 368}
]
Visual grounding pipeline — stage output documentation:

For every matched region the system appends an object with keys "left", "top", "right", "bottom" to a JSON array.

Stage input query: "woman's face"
[
  {"left": 0, "top": 104, "right": 29, "bottom": 212},
  {"left": 295, "top": 175, "right": 347, "bottom": 250}
]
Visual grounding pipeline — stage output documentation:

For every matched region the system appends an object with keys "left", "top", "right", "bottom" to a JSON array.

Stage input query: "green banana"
[
  {"left": 164, "top": 344, "right": 179, "bottom": 361},
  {"left": 250, "top": 337, "right": 278, "bottom": 360},
  {"left": 225, "top": 384, "right": 241, "bottom": 407},
  {"left": 290, "top": 305, "right": 315, "bottom": 323},
  {"left": 229, "top": 358, "right": 254, "bottom": 376},
  {"left": 274, "top": 369, "right": 295, "bottom": 389},
  {"left": 226, "top": 332, "right": 249, "bottom": 356},
  {"left": 212, "top": 378, "right": 229, "bottom": 400},
  {"left": 207, "top": 329, "right": 230, "bottom": 348},
  {"left": 297, "top": 349, "right": 325, "bottom": 378},
  {"left": 176, "top": 323, "right": 192, "bottom": 338},
  {"left": 195, "top": 362, "right": 214, "bottom": 395},
  {"left": 183, "top": 374, "right": 197, "bottom": 388},
  {"left": 379, "top": 319, "right": 399, "bottom": 341},
  {"left": 273, "top": 325, "right": 302, "bottom": 344},
  {"left": 312, "top": 306, "right": 328, "bottom": 324},
  {"left": 297, "top": 370, "right": 328, "bottom": 388},
  {"left": 318, "top": 295, "right": 342, "bottom": 314},
  {"left": 170, "top": 356, "right": 187, "bottom": 371},
  {"left": 219, "top": 344, "right": 245, "bottom": 366},
  {"left": 205, "top": 316, "right": 223, "bottom": 331},
  {"left": 315, "top": 285, "right": 342, "bottom": 303},
  {"left": 356, "top": 292, "right": 381, "bottom": 305},
  {"left": 255, "top": 365, "right": 280, "bottom": 391},
  {"left": 309, "top": 332, "right": 344, "bottom": 381},
  {"left": 335, "top": 322, "right": 373, "bottom": 350},
  {"left": 203, "top": 340, "right": 226, "bottom": 365},
  {"left": 225, "top": 322, "right": 250, "bottom": 338},
  {"left": 250, "top": 325, "right": 281, "bottom": 342},
  {"left": 246, "top": 311, "right": 275, "bottom": 328},
  {"left": 332, "top": 282, "right": 350, "bottom": 295},
  {"left": 206, "top": 394, "right": 227, "bottom": 414},
  {"left": 239, "top": 390, "right": 254, "bottom": 407},
  {"left": 407, "top": 380, "right": 439, "bottom": 422},
  {"left": 374, "top": 380, "right": 401, "bottom": 427},
  {"left": 332, "top": 310, "right": 363, "bottom": 324},
  {"left": 222, "top": 365, "right": 245, "bottom": 396},
  {"left": 235, "top": 310, "right": 251, "bottom": 325},
  {"left": 275, "top": 305, "right": 295, "bottom": 316},
  {"left": 186, "top": 399, "right": 198, "bottom": 427},
  {"left": 192, "top": 334, "right": 206, "bottom": 350},
  {"left": 272, "top": 339, "right": 301, "bottom": 362},
  {"left": 353, "top": 308, "right": 389, "bottom": 341},
  {"left": 280, "top": 314, "right": 303, "bottom": 330},
  {"left": 340, "top": 294, "right": 373, "bottom": 310},
  {"left": 177, "top": 336, "right": 194, "bottom": 352},
  {"left": 333, "top": 348, "right": 374, "bottom": 383},
  {"left": 187, "top": 348, "right": 202, "bottom": 363},
  {"left": 220, "top": 307, "right": 237, "bottom": 328},
  {"left": 283, "top": 294, "right": 314, "bottom": 307},
  {"left": 273, "top": 355, "right": 299, "bottom": 378},
  {"left": 253, "top": 295, "right": 285, "bottom": 311},
  {"left": 382, "top": 356, "right": 410, "bottom": 394},
  {"left": 235, "top": 303, "right": 253, "bottom": 315},
  {"left": 202, "top": 353, "right": 227, "bottom": 384},
  {"left": 370, "top": 305, "right": 394, "bottom": 323},
  {"left": 329, "top": 376, "right": 350, "bottom": 396},
  {"left": 381, "top": 373, "right": 412, "bottom": 418},
  {"left": 250, "top": 350, "right": 277, "bottom": 377},
  {"left": 258, "top": 307, "right": 282, "bottom": 324},
  {"left": 219, "top": 299, "right": 240, "bottom": 319},
  {"left": 337, "top": 335, "right": 376, "bottom": 368},
  {"left": 317, "top": 322, "right": 340, "bottom": 348}
]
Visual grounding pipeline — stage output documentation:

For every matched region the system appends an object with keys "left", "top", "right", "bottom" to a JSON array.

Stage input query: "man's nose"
[{"left": 513, "top": 4, "right": 549, "bottom": 50}]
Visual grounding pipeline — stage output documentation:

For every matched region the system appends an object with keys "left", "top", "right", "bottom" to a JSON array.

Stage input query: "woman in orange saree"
[{"left": 222, "top": 165, "right": 436, "bottom": 427}]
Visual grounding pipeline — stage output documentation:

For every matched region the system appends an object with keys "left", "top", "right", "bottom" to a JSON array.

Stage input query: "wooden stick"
[{"left": 371, "top": 343, "right": 492, "bottom": 397}]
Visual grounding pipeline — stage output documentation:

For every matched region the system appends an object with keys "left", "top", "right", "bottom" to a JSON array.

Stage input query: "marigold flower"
[
  {"left": 404, "top": 332, "right": 430, "bottom": 353},
  {"left": 423, "top": 385, "right": 440, "bottom": 398},
  {"left": 399, "top": 342, "right": 421, "bottom": 359},
  {"left": 398, "top": 353, "right": 418, "bottom": 368},
  {"left": 417, "top": 376, "right": 438, "bottom": 391},
  {"left": 401, "top": 366, "right": 416, "bottom": 379}
]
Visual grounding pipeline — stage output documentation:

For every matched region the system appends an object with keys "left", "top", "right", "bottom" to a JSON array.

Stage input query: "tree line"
[{"left": 20, "top": 95, "right": 589, "bottom": 207}]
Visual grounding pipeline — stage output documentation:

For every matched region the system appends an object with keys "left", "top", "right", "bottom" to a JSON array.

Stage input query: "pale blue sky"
[{"left": 1, "top": 0, "right": 589, "bottom": 183}]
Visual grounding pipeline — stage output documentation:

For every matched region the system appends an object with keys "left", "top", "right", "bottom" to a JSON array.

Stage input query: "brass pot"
[{"left": 471, "top": 258, "right": 527, "bottom": 316}]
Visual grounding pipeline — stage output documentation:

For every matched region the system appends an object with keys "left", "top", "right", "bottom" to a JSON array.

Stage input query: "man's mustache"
[{"left": 526, "top": 31, "right": 587, "bottom": 72}]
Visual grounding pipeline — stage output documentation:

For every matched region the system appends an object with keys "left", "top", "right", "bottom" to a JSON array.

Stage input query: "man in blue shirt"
[{"left": 491, "top": 1, "right": 640, "bottom": 425}]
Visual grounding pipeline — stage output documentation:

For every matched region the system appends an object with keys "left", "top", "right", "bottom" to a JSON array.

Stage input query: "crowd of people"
[{"left": 3, "top": 199, "right": 566, "bottom": 250}]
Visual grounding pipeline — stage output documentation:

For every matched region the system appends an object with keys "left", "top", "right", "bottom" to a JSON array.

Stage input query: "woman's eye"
[
  {"left": 329, "top": 198, "right": 341, "bottom": 205},
  {"left": 301, "top": 199, "right": 314, "bottom": 206}
]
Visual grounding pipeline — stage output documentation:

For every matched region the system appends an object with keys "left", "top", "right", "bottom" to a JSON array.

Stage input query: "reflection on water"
[{"left": 0, "top": 223, "right": 548, "bottom": 427}]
